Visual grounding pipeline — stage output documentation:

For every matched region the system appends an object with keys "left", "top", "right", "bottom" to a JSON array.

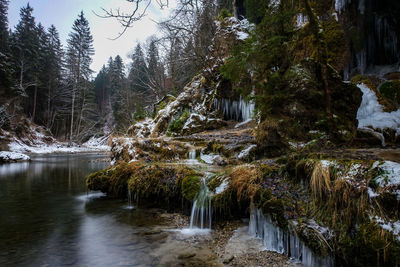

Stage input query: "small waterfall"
[
  {"left": 249, "top": 206, "right": 334, "bottom": 267},
  {"left": 189, "top": 176, "right": 212, "bottom": 229},
  {"left": 186, "top": 149, "right": 200, "bottom": 164},
  {"left": 125, "top": 188, "right": 135, "bottom": 210}
]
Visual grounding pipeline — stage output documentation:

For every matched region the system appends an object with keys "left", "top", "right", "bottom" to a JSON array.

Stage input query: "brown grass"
[
  {"left": 310, "top": 161, "right": 331, "bottom": 199},
  {"left": 230, "top": 165, "right": 261, "bottom": 201}
]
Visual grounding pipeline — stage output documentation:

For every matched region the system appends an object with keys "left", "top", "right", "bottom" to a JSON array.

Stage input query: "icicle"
[{"left": 248, "top": 206, "right": 334, "bottom": 267}]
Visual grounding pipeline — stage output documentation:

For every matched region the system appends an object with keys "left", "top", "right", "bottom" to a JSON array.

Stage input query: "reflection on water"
[{"left": 0, "top": 153, "right": 219, "bottom": 266}]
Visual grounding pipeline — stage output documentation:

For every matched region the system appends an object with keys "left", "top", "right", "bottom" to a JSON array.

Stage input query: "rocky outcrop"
[{"left": 127, "top": 17, "right": 253, "bottom": 139}]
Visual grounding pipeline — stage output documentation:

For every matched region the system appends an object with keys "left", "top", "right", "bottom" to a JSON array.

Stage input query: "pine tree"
[
  {"left": 129, "top": 44, "right": 149, "bottom": 94},
  {"left": 66, "top": 11, "right": 95, "bottom": 143},
  {"left": 43, "top": 25, "right": 64, "bottom": 129},
  {"left": 146, "top": 39, "right": 165, "bottom": 101},
  {"left": 0, "top": 0, "right": 13, "bottom": 106},
  {"left": 10, "top": 3, "right": 40, "bottom": 116}
]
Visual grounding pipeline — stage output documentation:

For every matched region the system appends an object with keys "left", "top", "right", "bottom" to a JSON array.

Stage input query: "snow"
[
  {"left": 9, "top": 138, "right": 110, "bottom": 154},
  {"left": 375, "top": 161, "right": 400, "bottom": 187},
  {"left": 0, "top": 151, "right": 30, "bottom": 162},
  {"left": 356, "top": 84, "right": 400, "bottom": 138},
  {"left": 368, "top": 188, "right": 378, "bottom": 198},
  {"left": 238, "top": 145, "right": 257, "bottom": 160},
  {"left": 215, "top": 179, "right": 229, "bottom": 194},
  {"left": 200, "top": 153, "right": 219, "bottom": 164},
  {"left": 236, "top": 31, "right": 249, "bottom": 40},
  {"left": 370, "top": 216, "right": 400, "bottom": 241}
]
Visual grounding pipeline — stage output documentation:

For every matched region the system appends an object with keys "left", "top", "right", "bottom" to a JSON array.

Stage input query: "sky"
[{"left": 8, "top": 0, "right": 174, "bottom": 74}]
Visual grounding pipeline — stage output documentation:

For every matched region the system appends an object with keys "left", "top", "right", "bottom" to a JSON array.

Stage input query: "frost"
[
  {"left": 0, "top": 151, "right": 30, "bottom": 162},
  {"left": 368, "top": 188, "right": 378, "bottom": 198}
]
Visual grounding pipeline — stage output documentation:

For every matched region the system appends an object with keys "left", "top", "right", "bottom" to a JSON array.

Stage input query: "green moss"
[
  {"left": 339, "top": 222, "right": 400, "bottom": 266},
  {"left": 181, "top": 175, "right": 201, "bottom": 201},
  {"left": 379, "top": 80, "right": 400, "bottom": 106},
  {"left": 168, "top": 110, "right": 190, "bottom": 134},
  {"left": 86, "top": 169, "right": 111, "bottom": 193},
  {"left": 261, "top": 197, "right": 287, "bottom": 228}
]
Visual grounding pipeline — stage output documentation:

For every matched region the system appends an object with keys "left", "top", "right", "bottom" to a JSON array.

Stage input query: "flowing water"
[
  {"left": 189, "top": 175, "right": 212, "bottom": 230},
  {"left": 0, "top": 153, "right": 218, "bottom": 266}
]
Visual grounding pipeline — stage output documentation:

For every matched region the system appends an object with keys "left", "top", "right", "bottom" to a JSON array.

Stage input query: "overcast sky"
[{"left": 8, "top": 0, "right": 174, "bottom": 74}]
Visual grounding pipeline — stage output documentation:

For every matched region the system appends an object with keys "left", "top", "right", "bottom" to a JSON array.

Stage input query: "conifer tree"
[
  {"left": 0, "top": 0, "right": 13, "bottom": 106},
  {"left": 66, "top": 11, "right": 95, "bottom": 143},
  {"left": 11, "top": 3, "right": 40, "bottom": 115}
]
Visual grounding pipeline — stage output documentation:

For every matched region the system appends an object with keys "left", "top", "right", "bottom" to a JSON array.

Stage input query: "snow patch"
[
  {"left": 215, "top": 179, "right": 229, "bottom": 194},
  {"left": 375, "top": 161, "right": 400, "bottom": 187},
  {"left": 238, "top": 145, "right": 257, "bottom": 160},
  {"left": 200, "top": 153, "right": 219, "bottom": 165},
  {"left": 0, "top": 151, "right": 30, "bottom": 162},
  {"left": 370, "top": 216, "right": 400, "bottom": 242}
]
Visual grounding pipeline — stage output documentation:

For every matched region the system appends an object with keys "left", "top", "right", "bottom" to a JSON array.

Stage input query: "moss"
[
  {"left": 338, "top": 222, "right": 400, "bottom": 267},
  {"left": 379, "top": 80, "right": 400, "bottom": 106},
  {"left": 261, "top": 197, "right": 287, "bottom": 228},
  {"left": 86, "top": 169, "right": 111, "bottom": 193},
  {"left": 181, "top": 175, "right": 201, "bottom": 201},
  {"left": 168, "top": 110, "right": 190, "bottom": 134}
]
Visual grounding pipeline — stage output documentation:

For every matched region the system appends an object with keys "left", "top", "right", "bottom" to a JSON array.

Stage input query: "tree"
[
  {"left": 42, "top": 25, "right": 64, "bottom": 130},
  {"left": 66, "top": 11, "right": 95, "bottom": 143},
  {"left": 0, "top": 0, "right": 13, "bottom": 106},
  {"left": 10, "top": 3, "right": 40, "bottom": 116},
  {"left": 146, "top": 38, "right": 166, "bottom": 101}
]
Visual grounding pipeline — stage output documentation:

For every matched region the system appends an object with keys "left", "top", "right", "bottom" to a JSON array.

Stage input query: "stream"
[{"left": 0, "top": 153, "right": 218, "bottom": 266}]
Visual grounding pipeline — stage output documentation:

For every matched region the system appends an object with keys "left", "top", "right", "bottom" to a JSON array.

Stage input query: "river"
[{"left": 0, "top": 153, "right": 218, "bottom": 266}]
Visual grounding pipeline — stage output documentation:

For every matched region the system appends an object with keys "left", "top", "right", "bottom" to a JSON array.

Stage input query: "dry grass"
[
  {"left": 310, "top": 161, "right": 331, "bottom": 199},
  {"left": 230, "top": 165, "right": 261, "bottom": 201}
]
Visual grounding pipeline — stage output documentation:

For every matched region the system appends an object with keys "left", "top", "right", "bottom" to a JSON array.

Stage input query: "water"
[
  {"left": 189, "top": 176, "right": 212, "bottom": 230},
  {"left": 249, "top": 206, "right": 334, "bottom": 267},
  {"left": 0, "top": 153, "right": 218, "bottom": 266}
]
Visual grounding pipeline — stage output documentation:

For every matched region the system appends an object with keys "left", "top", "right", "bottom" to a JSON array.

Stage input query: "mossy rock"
[
  {"left": 261, "top": 197, "right": 287, "bottom": 228},
  {"left": 181, "top": 175, "right": 201, "bottom": 201},
  {"left": 379, "top": 80, "right": 400, "bottom": 107}
]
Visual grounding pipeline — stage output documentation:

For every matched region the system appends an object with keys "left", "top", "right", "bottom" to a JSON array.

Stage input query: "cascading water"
[
  {"left": 125, "top": 188, "right": 135, "bottom": 210},
  {"left": 189, "top": 176, "right": 212, "bottom": 230},
  {"left": 249, "top": 205, "right": 334, "bottom": 267}
]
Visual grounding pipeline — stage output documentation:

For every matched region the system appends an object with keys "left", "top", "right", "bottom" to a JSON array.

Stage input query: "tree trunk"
[
  {"left": 69, "top": 86, "right": 75, "bottom": 146},
  {"left": 31, "top": 82, "right": 37, "bottom": 121}
]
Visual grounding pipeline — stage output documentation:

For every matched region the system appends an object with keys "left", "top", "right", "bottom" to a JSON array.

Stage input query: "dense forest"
[{"left": 0, "top": 0, "right": 224, "bottom": 142}]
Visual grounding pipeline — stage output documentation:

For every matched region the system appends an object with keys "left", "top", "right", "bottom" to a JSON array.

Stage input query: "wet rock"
[
  {"left": 223, "top": 255, "right": 234, "bottom": 264},
  {"left": 178, "top": 252, "right": 196, "bottom": 259}
]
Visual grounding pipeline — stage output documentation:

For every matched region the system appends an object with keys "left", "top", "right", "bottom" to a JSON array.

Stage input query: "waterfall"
[
  {"left": 124, "top": 188, "right": 135, "bottom": 210},
  {"left": 186, "top": 149, "right": 200, "bottom": 164},
  {"left": 189, "top": 176, "right": 212, "bottom": 229},
  {"left": 249, "top": 206, "right": 334, "bottom": 267},
  {"left": 215, "top": 96, "right": 255, "bottom": 122}
]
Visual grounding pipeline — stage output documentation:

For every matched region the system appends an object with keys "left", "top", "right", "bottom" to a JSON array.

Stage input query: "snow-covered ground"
[
  {"left": 8, "top": 135, "right": 110, "bottom": 154},
  {"left": 0, "top": 151, "right": 30, "bottom": 162}
]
